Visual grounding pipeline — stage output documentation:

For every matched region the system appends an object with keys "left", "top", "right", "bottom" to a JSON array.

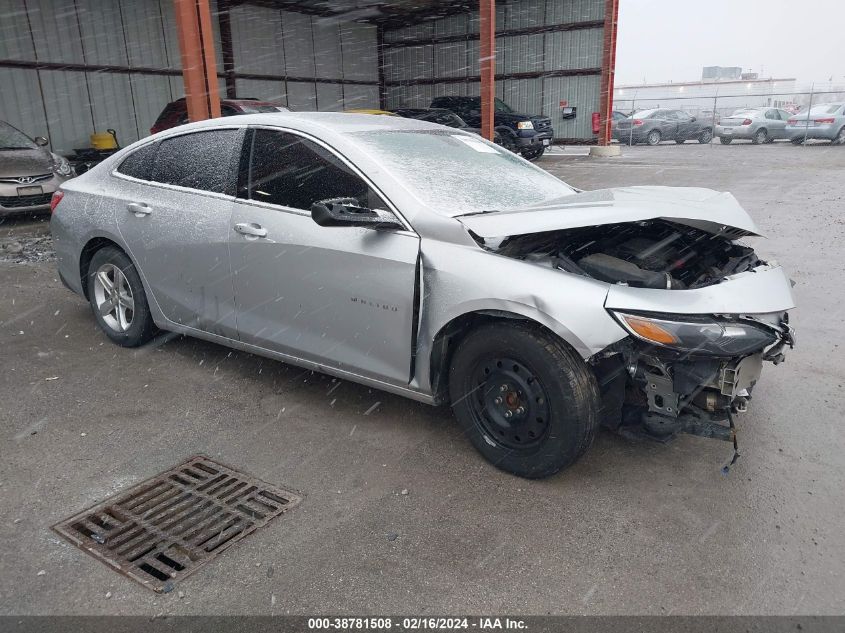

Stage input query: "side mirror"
[
  {"left": 35, "top": 136, "right": 49, "bottom": 147},
  {"left": 310, "top": 198, "right": 403, "bottom": 230}
]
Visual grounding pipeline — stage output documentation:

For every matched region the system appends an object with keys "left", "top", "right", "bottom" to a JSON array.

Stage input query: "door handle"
[
  {"left": 234, "top": 222, "right": 268, "bottom": 238},
  {"left": 127, "top": 202, "right": 152, "bottom": 216}
]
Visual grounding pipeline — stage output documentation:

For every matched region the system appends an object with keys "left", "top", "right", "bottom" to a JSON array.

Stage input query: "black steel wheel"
[
  {"left": 449, "top": 322, "right": 600, "bottom": 479},
  {"left": 467, "top": 356, "right": 552, "bottom": 450}
]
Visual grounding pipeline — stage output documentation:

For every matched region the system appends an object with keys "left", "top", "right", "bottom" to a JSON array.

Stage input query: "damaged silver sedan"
[{"left": 50, "top": 113, "right": 796, "bottom": 478}]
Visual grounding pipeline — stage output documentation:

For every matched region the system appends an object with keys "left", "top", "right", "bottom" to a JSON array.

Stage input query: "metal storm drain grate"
[{"left": 53, "top": 456, "right": 301, "bottom": 593}]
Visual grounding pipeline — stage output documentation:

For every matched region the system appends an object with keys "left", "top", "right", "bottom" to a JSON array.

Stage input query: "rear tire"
[
  {"left": 449, "top": 322, "right": 600, "bottom": 479},
  {"left": 646, "top": 130, "right": 662, "bottom": 146},
  {"left": 791, "top": 137, "right": 804, "bottom": 145},
  {"left": 87, "top": 246, "right": 156, "bottom": 347},
  {"left": 719, "top": 137, "right": 733, "bottom": 145},
  {"left": 675, "top": 139, "right": 685, "bottom": 144},
  {"left": 752, "top": 128, "right": 768, "bottom": 145},
  {"left": 833, "top": 127, "right": 845, "bottom": 145}
]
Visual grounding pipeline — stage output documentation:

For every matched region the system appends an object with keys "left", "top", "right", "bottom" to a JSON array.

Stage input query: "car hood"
[
  {"left": 0, "top": 148, "right": 53, "bottom": 178},
  {"left": 457, "top": 186, "right": 762, "bottom": 238}
]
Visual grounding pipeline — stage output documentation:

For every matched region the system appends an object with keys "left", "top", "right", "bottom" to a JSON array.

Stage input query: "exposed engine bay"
[
  {"left": 484, "top": 219, "right": 763, "bottom": 289},
  {"left": 479, "top": 217, "right": 794, "bottom": 455}
]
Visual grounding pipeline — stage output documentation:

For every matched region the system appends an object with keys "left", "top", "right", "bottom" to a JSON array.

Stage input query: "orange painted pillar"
[
  {"left": 598, "top": 0, "right": 620, "bottom": 145},
  {"left": 173, "top": 0, "right": 221, "bottom": 123},
  {"left": 479, "top": 0, "right": 496, "bottom": 142}
]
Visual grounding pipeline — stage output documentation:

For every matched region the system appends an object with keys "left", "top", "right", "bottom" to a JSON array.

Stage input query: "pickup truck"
[{"left": 430, "top": 96, "right": 553, "bottom": 160}]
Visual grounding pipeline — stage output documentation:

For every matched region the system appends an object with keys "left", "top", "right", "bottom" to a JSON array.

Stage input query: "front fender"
[{"left": 411, "top": 239, "right": 628, "bottom": 396}]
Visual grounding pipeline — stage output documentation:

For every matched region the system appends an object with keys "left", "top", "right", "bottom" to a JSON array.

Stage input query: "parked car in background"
[
  {"left": 392, "top": 108, "right": 501, "bottom": 144},
  {"left": 430, "top": 96, "right": 553, "bottom": 160},
  {"left": 614, "top": 109, "right": 714, "bottom": 146},
  {"left": 785, "top": 103, "right": 845, "bottom": 145},
  {"left": 0, "top": 121, "right": 73, "bottom": 215},
  {"left": 52, "top": 112, "right": 795, "bottom": 479},
  {"left": 716, "top": 108, "right": 792, "bottom": 144},
  {"left": 150, "top": 98, "right": 289, "bottom": 134}
]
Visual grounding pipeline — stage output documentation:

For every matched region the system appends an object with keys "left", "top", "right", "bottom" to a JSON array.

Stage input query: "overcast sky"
[{"left": 615, "top": 0, "right": 844, "bottom": 87}]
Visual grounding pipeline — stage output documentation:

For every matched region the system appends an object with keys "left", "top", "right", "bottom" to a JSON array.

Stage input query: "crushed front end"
[{"left": 591, "top": 310, "right": 795, "bottom": 445}]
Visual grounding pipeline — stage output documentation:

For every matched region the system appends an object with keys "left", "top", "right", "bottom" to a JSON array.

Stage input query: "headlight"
[
  {"left": 611, "top": 311, "right": 778, "bottom": 356},
  {"left": 516, "top": 121, "right": 534, "bottom": 130},
  {"left": 51, "top": 153, "right": 74, "bottom": 177}
]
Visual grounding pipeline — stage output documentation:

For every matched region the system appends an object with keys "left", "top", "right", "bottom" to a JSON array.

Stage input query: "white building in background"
[{"left": 613, "top": 76, "right": 798, "bottom": 118}]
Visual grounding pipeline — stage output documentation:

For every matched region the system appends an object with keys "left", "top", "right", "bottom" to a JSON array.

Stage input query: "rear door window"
[{"left": 149, "top": 129, "right": 241, "bottom": 195}]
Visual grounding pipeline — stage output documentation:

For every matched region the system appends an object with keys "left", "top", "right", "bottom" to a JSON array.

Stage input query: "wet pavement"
[{"left": 1, "top": 143, "right": 844, "bottom": 615}]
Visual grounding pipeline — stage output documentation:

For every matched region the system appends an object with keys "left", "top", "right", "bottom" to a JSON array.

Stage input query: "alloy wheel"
[{"left": 93, "top": 263, "right": 135, "bottom": 333}]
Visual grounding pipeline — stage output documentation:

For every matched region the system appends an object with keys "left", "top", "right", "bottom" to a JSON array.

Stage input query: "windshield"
[
  {"left": 494, "top": 98, "right": 514, "bottom": 113},
  {"left": 351, "top": 130, "right": 575, "bottom": 216},
  {"left": 0, "top": 121, "right": 37, "bottom": 150}
]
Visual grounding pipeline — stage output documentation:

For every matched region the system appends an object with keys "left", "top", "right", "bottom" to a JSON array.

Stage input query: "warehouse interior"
[{"left": 0, "top": 0, "right": 618, "bottom": 154}]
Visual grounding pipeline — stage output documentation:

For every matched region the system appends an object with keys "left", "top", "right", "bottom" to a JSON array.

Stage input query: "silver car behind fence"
[{"left": 50, "top": 113, "right": 796, "bottom": 479}]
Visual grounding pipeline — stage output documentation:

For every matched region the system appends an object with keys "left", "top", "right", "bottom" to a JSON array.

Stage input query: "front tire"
[
  {"left": 791, "top": 137, "right": 804, "bottom": 145},
  {"left": 833, "top": 127, "right": 845, "bottom": 145},
  {"left": 87, "top": 246, "right": 156, "bottom": 347},
  {"left": 448, "top": 322, "right": 600, "bottom": 479},
  {"left": 698, "top": 128, "right": 714, "bottom": 144},
  {"left": 719, "top": 137, "right": 733, "bottom": 145}
]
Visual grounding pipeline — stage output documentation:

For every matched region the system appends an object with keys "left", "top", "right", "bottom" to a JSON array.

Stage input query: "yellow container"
[{"left": 90, "top": 131, "right": 118, "bottom": 150}]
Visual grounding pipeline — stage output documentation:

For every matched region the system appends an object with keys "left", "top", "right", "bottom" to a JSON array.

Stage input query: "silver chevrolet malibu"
[{"left": 50, "top": 113, "right": 796, "bottom": 478}]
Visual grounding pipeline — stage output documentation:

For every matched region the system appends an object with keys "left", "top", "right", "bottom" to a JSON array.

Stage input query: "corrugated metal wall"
[
  {"left": 0, "top": 0, "right": 379, "bottom": 154},
  {"left": 383, "top": 0, "right": 607, "bottom": 141}
]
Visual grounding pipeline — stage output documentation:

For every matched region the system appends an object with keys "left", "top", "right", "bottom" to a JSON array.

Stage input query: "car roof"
[{"left": 165, "top": 111, "right": 446, "bottom": 136}]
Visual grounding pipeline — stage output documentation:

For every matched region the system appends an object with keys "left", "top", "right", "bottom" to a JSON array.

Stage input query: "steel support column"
[
  {"left": 598, "top": 0, "right": 619, "bottom": 145},
  {"left": 173, "top": 0, "right": 221, "bottom": 122},
  {"left": 479, "top": 0, "right": 495, "bottom": 142},
  {"left": 217, "top": 0, "right": 237, "bottom": 99}
]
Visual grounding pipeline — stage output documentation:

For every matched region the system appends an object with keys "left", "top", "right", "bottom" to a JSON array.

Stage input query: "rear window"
[
  {"left": 148, "top": 129, "right": 241, "bottom": 195},
  {"left": 808, "top": 103, "right": 842, "bottom": 115},
  {"left": 117, "top": 142, "right": 158, "bottom": 180}
]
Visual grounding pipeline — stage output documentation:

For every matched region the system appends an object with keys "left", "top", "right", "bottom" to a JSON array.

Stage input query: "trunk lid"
[{"left": 457, "top": 186, "right": 762, "bottom": 239}]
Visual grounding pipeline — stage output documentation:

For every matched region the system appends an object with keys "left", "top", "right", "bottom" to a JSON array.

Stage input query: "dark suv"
[
  {"left": 150, "top": 98, "right": 289, "bottom": 135},
  {"left": 430, "top": 96, "right": 553, "bottom": 159}
]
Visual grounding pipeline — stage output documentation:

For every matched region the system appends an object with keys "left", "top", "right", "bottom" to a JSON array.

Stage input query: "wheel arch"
[
  {"left": 78, "top": 235, "right": 140, "bottom": 300},
  {"left": 425, "top": 306, "right": 589, "bottom": 405}
]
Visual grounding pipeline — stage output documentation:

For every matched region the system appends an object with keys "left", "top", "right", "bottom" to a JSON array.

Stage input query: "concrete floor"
[{"left": 1, "top": 142, "right": 844, "bottom": 615}]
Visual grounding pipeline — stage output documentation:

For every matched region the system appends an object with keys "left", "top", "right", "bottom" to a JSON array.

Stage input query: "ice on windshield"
[{"left": 351, "top": 130, "right": 575, "bottom": 215}]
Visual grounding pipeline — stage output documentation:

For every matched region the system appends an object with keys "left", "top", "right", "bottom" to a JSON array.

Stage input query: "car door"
[
  {"left": 765, "top": 109, "right": 786, "bottom": 139},
  {"left": 229, "top": 127, "right": 420, "bottom": 384},
  {"left": 656, "top": 110, "right": 679, "bottom": 138},
  {"left": 673, "top": 111, "right": 697, "bottom": 139},
  {"left": 113, "top": 128, "right": 243, "bottom": 338}
]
